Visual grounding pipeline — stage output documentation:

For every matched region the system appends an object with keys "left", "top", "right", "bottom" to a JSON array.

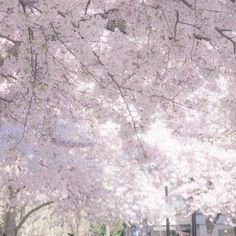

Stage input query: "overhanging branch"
[{"left": 16, "top": 201, "right": 53, "bottom": 233}]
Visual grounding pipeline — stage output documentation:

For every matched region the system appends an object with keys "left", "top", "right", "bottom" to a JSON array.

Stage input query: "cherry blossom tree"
[{"left": 1, "top": 0, "right": 236, "bottom": 235}]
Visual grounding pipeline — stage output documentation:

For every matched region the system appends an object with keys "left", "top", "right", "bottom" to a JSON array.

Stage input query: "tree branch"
[
  {"left": 85, "top": 0, "right": 91, "bottom": 15},
  {"left": 205, "top": 214, "right": 221, "bottom": 235},
  {"left": 215, "top": 27, "right": 236, "bottom": 55},
  {"left": 173, "top": 10, "right": 200, "bottom": 40},
  {"left": 193, "top": 34, "right": 211, "bottom": 42},
  {"left": 179, "top": 0, "right": 193, "bottom": 8},
  {"left": 0, "top": 42, "right": 20, "bottom": 66},
  {"left": 173, "top": 10, "right": 179, "bottom": 41},
  {"left": 0, "top": 34, "right": 20, "bottom": 44},
  {"left": 16, "top": 201, "right": 54, "bottom": 233},
  {"left": 0, "top": 73, "right": 17, "bottom": 81},
  {"left": 0, "top": 97, "right": 13, "bottom": 103},
  {"left": 92, "top": 51, "right": 146, "bottom": 157},
  {"left": 50, "top": 23, "right": 76, "bottom": 56}
]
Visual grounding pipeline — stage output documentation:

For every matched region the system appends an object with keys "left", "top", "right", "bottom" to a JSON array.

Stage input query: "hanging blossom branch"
[
  {"left": 92, "top": 51, "right": 138, "bottom": 131},
  {"left": 92, "top": 50, "right": 147, "bottom": 158}
]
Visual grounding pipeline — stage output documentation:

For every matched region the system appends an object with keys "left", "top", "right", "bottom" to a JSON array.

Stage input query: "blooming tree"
[{"left": 0, "top": 0, "right": 236, "bottom": 235}]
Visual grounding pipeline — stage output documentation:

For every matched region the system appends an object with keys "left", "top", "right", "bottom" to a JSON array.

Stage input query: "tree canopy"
[{"left": 0, "top": 0, "right": 236, "bottom": 235}]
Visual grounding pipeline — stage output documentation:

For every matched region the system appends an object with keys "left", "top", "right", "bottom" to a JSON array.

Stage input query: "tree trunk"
[
  {"left": 3, "top": 187, "right": 17, "bottom": 236},
  {"left": 205, "top": 214, "right": 220, "bottom": 236},
  {"left": 3, "top": 186, "right": 53, "bottom": 236},
  {"left": 141, "top": 220, "right": 149, "bottom": 236},
  {"left": 3, "top": 207, "right": 17, "bottom": 236},
  {"left": 106, "top": 224, "right": 110, "bottom": 236}
]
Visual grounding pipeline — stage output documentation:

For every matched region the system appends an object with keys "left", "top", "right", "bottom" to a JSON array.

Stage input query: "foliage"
[
  {"left": 90, "top": 223, "right": 106, "bottom": 236},
  {"left": 110, "top": 219, "right": 125, "bottom": 236}
]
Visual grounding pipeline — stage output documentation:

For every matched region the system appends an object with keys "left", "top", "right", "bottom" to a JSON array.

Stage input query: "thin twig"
[
  {"left": 50, "top": 23, "right": 76, "bottom": 56},
  {"left": 174, "top": 10, "right": 200, "bottom": 40},
  {"left": 173, "top": 10, "right": 179, "bottom": 40}
]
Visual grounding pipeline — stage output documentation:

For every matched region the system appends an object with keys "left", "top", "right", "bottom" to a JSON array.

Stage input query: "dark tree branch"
[
  {"left": 173, "top": 10, "right": 200, "bottom": 41},
  {"left": 0, "top": 97, "right": 13, "bottom": 103},
  {"left": 180, "top": 0, "right": 193, "bottom": 8},
  {"left": 92, "top": 51, "right": 146, "bottom": 157},
  {"left": 0, "top": 34, "right": 21, "bottom": 44},
  {"left": 85, "top": 0, "right": 91, "bottom": 15},
  {"left": 0, "top": 73, "right": 17, "bottom": 81},
  {"left": 150, "top": 94, "right": 195, "bottom": 110},
  {"left": 28, "top": 4, "right": 42, "bottom": 14},
  {"left": 92, "top": 51, "right": 137, "bottom": 129},
  {"left": 19, "top": 0, "right": 26, "bottom": 13},
  {"left": 57, "top": 10, "right": 66, "bottom": 18},
  {"left": 179, "top": 21, "right": 200, "bottom": 30},
  {"left": 16, "top": 201, "right": 54, "bottom": 233},
  {"left": 215, "top": 27, "right": 236, "bottom": 55},
  {"left": 205, "top": 214, "right": 221, "bottom": 235},
  {"left": 50, "top": 23, "right": 76, "bottom": 56},
  {"left": 92, "top": 51, "right": 104, "bottom": 66},
  {"left": 173, "top": 10, "right": 179, "bottom": 41},
  {"left": 193, "top": 34, "right": 211, "bottom": 42}
]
